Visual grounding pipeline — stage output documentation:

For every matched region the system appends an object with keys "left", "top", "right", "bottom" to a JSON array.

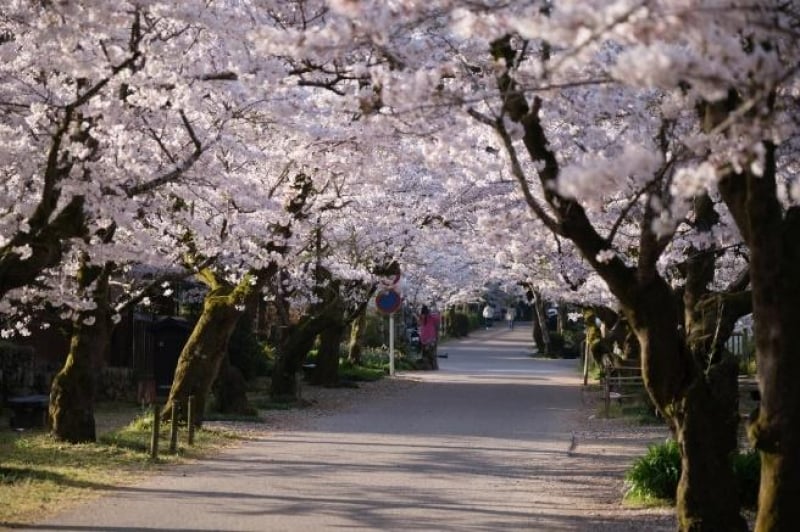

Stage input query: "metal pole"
[
  {"left": 583, "top": 340, "right": 590, "bottom": 386},
  {"left": 389, "top": 313, "right": 395, "bottom": 376}
]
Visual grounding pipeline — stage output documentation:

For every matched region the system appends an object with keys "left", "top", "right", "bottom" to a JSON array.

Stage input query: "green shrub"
[
  {"left": 561, "top": 329, "right": 585, "bottom": 358},
  {"left": 625, "top": 440, "right": 762, "bottom": 508},
  {"left": 356, "top": 346, "right": 415, "bottom": 372},
  {"left": 444, "top": 311, "right": 482, "bottom": 338},
  {"left": 447, "top": 312, "right": 470, "bottom": 337},
  {"left": 624, "top": 439, "right": 681, "bottom": 503},
  {"left": 338, "top": 362, "right": 384, "bottom": 382}
]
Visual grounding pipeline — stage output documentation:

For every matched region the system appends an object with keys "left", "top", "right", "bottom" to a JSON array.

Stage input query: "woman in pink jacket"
[{"left": 418, "top": 305, "right": 440, "bottom": 370}]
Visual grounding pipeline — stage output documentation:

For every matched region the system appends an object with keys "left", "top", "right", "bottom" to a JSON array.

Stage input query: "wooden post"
[
  {"left": 169, "top": 400, "right": 179, "bottom": 454},
  {"left": 187, "top": 395, "right": 195, "bottom": 446},
  {"left": 603, "top": 371, "right": 611, "bottom": 418},
  {"left": 150, "top": 403, "right": 160, "bottom": 459},
  {"left": 582, "top": 340, "right": 590, "bottom": 386}
]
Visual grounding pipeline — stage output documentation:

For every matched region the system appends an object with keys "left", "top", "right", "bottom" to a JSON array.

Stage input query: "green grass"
[{"left": 0, "top": 406, "right": 240, "bottom": 525}]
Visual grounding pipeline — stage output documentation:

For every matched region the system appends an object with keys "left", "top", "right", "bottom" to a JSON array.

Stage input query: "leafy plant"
[
  {"left": 624, "top": 439, "right": 681, "bottom": 503},
  {"left": 625, "top": 440, "right": 762, "bottom": 509},
  {"left": 446, "top": 312, "right": 471, "bottom": 337},
  {"left": 338, "top": 362, "right": 384, "bottom": 382}
]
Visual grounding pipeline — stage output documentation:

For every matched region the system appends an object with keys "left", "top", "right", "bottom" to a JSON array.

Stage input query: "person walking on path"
[
  {"left": 482, "top": 304, "right": 494, "bottom": 329},
  {"left": 505, "top": 307, "right": 516, "bottom": 330},
  {"left": 418, "top": 305, "right": 441, "bottom": 370}
]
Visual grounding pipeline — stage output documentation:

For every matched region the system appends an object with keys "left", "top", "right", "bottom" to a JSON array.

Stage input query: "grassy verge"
[{"left": 0, "top": 404, "right": 240, "bottom": 525}]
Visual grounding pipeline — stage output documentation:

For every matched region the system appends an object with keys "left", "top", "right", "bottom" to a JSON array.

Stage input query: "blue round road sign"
[{"left": 375, "top": 289, "right": 402, "bottom": 315}]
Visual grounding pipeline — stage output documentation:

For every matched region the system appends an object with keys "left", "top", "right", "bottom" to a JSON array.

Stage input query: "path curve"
[{"left": 19, "top": 323, "right": 674, "bottom": 531}]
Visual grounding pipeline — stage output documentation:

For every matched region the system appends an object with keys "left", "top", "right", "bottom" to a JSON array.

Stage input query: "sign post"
[
  {"left": 375, "top": 287, "right": 402, "bottom": 376},
  {"left": 389, "top": 314, "right": 395, "bottom": 376}
]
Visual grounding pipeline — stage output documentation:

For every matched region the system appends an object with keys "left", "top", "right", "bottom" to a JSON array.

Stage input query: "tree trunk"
[
  {"left": 163, "top": 277, "right": 245, "bottom": 425},
  {"left": 270, "top": 323, "right": 318, "bottom": 401},
  {"left": 718, "top": 144, "right": 800, "bottom": 530},
  {"left": 531, "top": 310, "right": 545, "bottom": 352},
  {"left": 347, "top": 305, "right": 368, "bottom": 365},
  {"left": 583, "top": 308, "right": 608, "bottom": 366},
  {"left": 627, "top": 280, "right": 746, "bottom": 531},
  {"left": 532, "top": 290, "right": 551, "bottom": 353},
  {"left": 312, "top": 324, "right": 345, "bottom": 386},
  {"left": 213, "top": 355, "right": 253, "bottom": 415},
  {"left": 49, "top": 264, "right": 112, "bottom": 443},
  {"left": 673, "top": 360, "right": 744, "bottom": 531},
  {"left": 751, "top": 296, "right": 800, "bottom": 531},
  {"left": 556, "top": 301, "right": 567, "bottom": 335}
]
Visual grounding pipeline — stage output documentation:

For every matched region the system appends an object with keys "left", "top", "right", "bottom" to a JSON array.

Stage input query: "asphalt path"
[{"left": 16, "top": 322, "right": 673, "bottom": 531}]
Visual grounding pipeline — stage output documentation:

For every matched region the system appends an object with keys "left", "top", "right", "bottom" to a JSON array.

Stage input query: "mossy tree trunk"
[
  {"left": 312, "top": 323, "right": 346, "bottom": 386},
  {"left": 49, "top": 261, "right": 113, "bottom": 443},
  {"left": 720, "top": 143, "right": 800, "bottom": 530},
  {"left": 270, "top": 274, "right": 372, "bottom": 398},
  {"left": 583, "top": 308, "right": 608, "bottom": 366},
  {"left": 347, "top": 304, "right": 369, "bottom": 365},
  {"left": 162, "top": 270, "right": 254, "bottom": 426}
]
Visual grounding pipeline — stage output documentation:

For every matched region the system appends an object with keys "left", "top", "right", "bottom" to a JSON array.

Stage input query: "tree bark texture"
[
  {"left": 583, "top": 308, "right": 610, "bottom": 366},
  {"left": 213, "top": 356, "right": 253, "bottom": 415},
  {"left": 163, "top": 273, "right": 248, "bottom": 425},
  {"left": 49, "top": 263, "right": 112, "bottom": 443},
  {"left": 269, "top": 273, "right": 369, "bottom": 399},
  {"left": 720, "top": 144, "right": 800, "bottom": 531},
  {"left": 311, "top": 324, "right": 346, "bottom": 386},
  {"left": 531, "top": 289, "right": 551, "bottom": 353},
  {"left": 347, "top": 305, "right": 368, "bottom": 365},
  {"left": 556, "top": 301, "right": 567, "bottom": 335},
  {"left": 270, "top": 321, "right": 320, "bottom": 400}
]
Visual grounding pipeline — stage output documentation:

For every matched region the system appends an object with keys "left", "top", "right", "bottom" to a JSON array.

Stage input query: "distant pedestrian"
[
  {"left": 418, "top": 305, "right": 441, "bottom": 370},
  {"left": 482, "top": 304, "right": 494, "bottom": 329},
  {"left": 505, "top": 307, "right": 516, "bottom": 330}
]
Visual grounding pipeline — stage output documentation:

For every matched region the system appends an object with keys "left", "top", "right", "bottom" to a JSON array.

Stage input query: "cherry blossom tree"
[
  {"left": 250, "top": 2, "right": 794, "bottom": 529},
  {"left": 0, "top": 1, "right": 262, "bottom": 441},
  {"left": 4, "top": 3, "right": 798, "bottom": 529}
]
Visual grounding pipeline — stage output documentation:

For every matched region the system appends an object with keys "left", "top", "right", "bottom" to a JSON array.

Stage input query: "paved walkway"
[{"left": 17, "top": 323, "right": 673, "bottom": 531}]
